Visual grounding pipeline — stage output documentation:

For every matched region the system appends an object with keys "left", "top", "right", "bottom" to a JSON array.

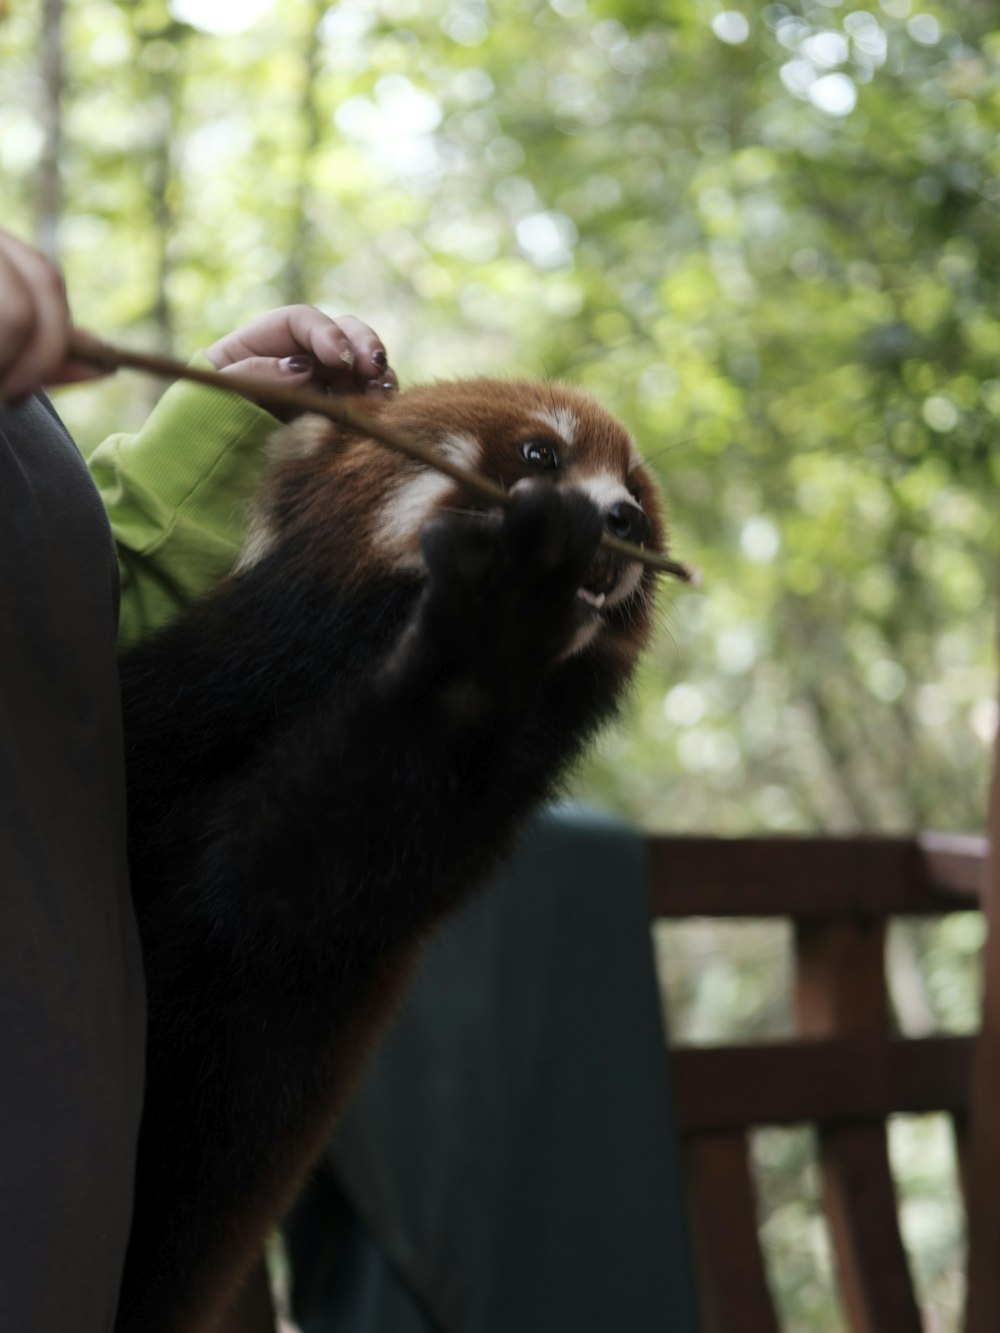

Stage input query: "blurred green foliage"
[
  {"left": 2, "top": 0, "right": 994, "bottom": 836},
  {"left": 3, "top": 0, "right": 998, "bottom": 1326}
]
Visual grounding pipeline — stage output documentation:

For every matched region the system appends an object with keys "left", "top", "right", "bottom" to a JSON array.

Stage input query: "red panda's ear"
[{"left": 267, "top": 415, "right": 349, "bottom": 464}]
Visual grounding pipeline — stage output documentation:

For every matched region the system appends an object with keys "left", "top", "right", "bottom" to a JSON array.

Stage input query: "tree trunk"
[
  {"left": 282, "top": 0, "right": 327, "bottom": 306},
  {"left": 36, "top": 0, "right": 64, "bottom": 259}
]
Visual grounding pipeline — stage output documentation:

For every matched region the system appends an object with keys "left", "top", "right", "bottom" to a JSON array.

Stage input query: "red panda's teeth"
[{"left": 577, "top": 588, "right": 606, "bottom": 609}]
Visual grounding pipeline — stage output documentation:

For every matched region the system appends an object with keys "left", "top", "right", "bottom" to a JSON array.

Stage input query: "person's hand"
[
  {"left": 0, "top": 229, "right": 105, "bottom": 402},
  {"left": 206, "top": 305, "right": 397, "bottom": 401}
]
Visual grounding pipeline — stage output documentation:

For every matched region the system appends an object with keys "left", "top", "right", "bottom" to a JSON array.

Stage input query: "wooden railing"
[{"left": 650, "top": 832, "right": 986, "bottom": 1333}]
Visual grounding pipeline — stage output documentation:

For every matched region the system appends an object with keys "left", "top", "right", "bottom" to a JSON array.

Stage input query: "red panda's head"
[{"left": 241, "top": 378, "right": 667, "bottom": 662}]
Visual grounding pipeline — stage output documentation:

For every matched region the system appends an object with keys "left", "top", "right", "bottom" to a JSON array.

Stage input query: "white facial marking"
[
  {"left": 374, "top": 469, "right": 455, "bottom": 557},
  {"left": 627, "top": 440, "right": 645, "bottom": 472},
  {"left": 575, "top": 472, "right": 635, "bottom": 514},
  {"left": 577, "top": 588, "right": 606, "bottom": 609},
  {"left": 532, "top": 407, "right": 578, "bottom": 446},
  {"left": 373, "top": 432, "right": 479, "bottom": 564},
  {"left": 267, "top": 416, "right": 332, "bottom": 463},
  {"left": 562, "top": 616, "right": 603, "bottom": 659},
  {"left": 605, "top": 558, "right": 643, "bottom": 608},
  {"left": 438, "top": 431, "right": 481, "bottom": 469},
  {"left": 574, "top": 472, "right": 647, "bottom": 612},
  {"left": 234, "top": 511, "right": 276, "bottom": 572}
]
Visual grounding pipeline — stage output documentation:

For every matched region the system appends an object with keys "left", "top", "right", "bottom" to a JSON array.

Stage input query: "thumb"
[
  {"left": 220, "top": 354, "right": 321, "bottom": 421},
  {"left": 45, "top": 327, "right": 111, "bottom": 387},
  {"left": 220, "top": 354, "right": 316, "bottom": 382}
]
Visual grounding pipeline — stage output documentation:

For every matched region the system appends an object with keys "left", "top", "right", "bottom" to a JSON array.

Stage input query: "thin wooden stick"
[{"left": 68, "top": 332, "right": 698, "bottom": 583}]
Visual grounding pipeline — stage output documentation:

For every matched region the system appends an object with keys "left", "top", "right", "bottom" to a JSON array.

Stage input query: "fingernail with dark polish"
[{"left": 281, "top": 355, "right": 314, "bottom": 373}]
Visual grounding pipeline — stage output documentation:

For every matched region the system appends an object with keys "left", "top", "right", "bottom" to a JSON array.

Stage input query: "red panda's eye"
[{"left": 521, "top": 439, "right": 559, "bottom": 470}]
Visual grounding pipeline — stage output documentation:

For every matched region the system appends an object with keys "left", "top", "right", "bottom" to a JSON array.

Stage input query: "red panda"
[{"left": 114, "top": 377, "right": 667, "bottom": 1333}]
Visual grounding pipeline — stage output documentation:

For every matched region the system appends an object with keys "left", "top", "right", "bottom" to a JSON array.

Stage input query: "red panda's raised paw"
[
  {"left": 500, "top": 479, "right": 604, "bottom": 584},
  {"left": 418, "top": 482, "right": 603, "bottom": 667}
]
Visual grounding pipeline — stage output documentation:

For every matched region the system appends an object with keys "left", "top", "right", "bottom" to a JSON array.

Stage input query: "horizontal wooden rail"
[
  {"left": 655, "top": 830, "right": 987, "bottom": 1332},
  {"left": 648, "top": 833, "right": 985, "bottom": 919},
  {"left": 673, "top": 1035, "right": 973, "bottom": 1132}
]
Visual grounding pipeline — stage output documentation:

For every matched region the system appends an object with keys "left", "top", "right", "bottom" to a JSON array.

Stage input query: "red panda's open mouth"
[
  {"left": 564, "top": 551, "right": 640, "bottom": 654},
  {"left": 577, "top": 550, "right": 633, "bottom": 613}
]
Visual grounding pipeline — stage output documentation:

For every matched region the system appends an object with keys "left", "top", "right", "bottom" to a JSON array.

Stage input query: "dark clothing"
[
  {"left": 0, "top": 397, "right": 145, "bottom": 1332},
  {"left": 289, "top": 808, "right": 700, "bottom": 1333}
]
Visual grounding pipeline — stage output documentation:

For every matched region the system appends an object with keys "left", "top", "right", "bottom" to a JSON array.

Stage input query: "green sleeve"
[{"left": 87, "top": 361, "right": 279, "bottom": 647}]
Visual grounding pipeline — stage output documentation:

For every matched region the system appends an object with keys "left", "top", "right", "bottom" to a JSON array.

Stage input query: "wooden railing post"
[
  {"left": 684, "top": 1132, "right": 780, "bottom": 1333},
  {"left": 794, "top": 920, "right": 922, "bottom": 1333}
]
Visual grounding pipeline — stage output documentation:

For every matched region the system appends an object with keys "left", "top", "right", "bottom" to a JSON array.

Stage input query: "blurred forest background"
[{"left": 2, "top": 0, "right": 997, "bottom": 1327}]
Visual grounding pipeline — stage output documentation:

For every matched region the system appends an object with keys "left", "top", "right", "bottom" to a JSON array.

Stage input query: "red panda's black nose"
[{"left": 605, "top": 500, "right": 651, "bottom": 547}]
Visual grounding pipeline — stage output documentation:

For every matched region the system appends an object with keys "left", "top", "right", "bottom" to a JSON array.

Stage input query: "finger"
[
  {"left": 283, "top": 308, "right": 396, "bottom": 391},
  {"left": 219, "top": 354, "right": 319, "bottom": 420},
  {"left": 326, "top": 314, "right": 391, "bottom": 381},
  {"left": 44, "top": 326, "right": 112, "bottom": 387},
  {"left": 45, "top": 360, "right": 110, "bottom": 387},
  {"left": 208, "top": 305, "right": 354, "bottom": 371},
  {"left": 363, "top": 366, "right": 400, "bottom": 400},
  {"left": 0, "top": 248, "right": 38, "bottom": 389},
  {"left": 206, "top": 305, "right": 395, "bottom": 393},
  {"left": 285, "top": 306, "right": 359, "bottom": 378},
  {"left": 219, "top": 355, "right": 317, "bottom": 384},
  {"left": 0, "top": 233, "right": 72, "bottom": 400}
]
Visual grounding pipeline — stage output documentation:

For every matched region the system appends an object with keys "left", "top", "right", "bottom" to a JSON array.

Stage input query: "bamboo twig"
[{"left": 68, "top": 332, "right": 699, "bottom": 583}]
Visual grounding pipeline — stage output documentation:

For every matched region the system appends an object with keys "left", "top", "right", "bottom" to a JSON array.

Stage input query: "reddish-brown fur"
[
  {"left": 259, "top": 379, "right": 665, "bottom": 629},
  {"left": 116, "top": 378, "right": 667, "bottom": 1333}
]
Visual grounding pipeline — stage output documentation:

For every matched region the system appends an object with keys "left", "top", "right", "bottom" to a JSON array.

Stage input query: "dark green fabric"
[
  {"left": 289, "top": 805, "right": 700, "bottom": 1333},
  {"left": 0, "top": 396, "right": 146, "bottom": 1332}
]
